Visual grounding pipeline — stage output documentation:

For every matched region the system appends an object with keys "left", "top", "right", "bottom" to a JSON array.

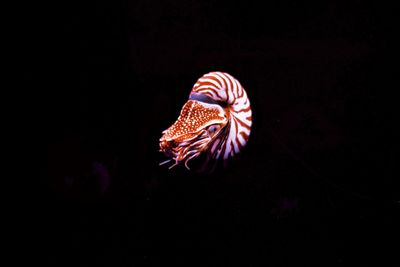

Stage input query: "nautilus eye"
[
  {"left": 207, "top": 124, "right": 220, "bottom": 135},
  {"left": 159, "top": 71, "right": 252, "bottom": 170}
]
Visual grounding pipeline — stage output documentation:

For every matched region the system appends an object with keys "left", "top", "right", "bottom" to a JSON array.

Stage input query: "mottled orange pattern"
[{"left": 161, "top": 100, "right": 226, "bottom": 141}]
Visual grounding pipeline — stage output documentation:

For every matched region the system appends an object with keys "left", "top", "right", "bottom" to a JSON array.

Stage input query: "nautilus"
[{"left": 159, "top": 71, "right": 252, "bottom": 170}]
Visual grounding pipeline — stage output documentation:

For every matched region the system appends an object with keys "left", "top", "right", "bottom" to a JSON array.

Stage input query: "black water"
[{"left": 26, "top": 1, "right": 397, "bottom": 266}]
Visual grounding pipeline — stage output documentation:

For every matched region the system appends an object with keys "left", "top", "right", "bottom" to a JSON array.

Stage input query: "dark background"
[{"left": 25, "top": 0, "right": 398, "bottom": 265}]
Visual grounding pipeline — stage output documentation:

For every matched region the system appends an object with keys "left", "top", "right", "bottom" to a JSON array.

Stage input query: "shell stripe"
[{"left": 190, "top": 71, "right": 252, "bottom": 160}]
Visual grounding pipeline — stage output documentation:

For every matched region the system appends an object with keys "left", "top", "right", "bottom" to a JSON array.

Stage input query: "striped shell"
[{"left": 159, "top": 71, "right": 252, "bottom": 170}]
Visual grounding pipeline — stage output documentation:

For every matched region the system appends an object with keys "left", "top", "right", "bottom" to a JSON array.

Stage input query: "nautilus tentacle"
[{"left": 159, "top": 71, "right": 252, "bottom": 170}]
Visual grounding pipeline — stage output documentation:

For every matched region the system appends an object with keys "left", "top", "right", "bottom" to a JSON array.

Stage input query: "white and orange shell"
[{"left": 159, "top": 71, "right": 252, "bottom": 170}]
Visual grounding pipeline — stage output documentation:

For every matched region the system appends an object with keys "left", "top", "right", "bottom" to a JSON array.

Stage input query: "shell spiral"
[
  {"left": 159, "top": 71, "right": 252, "bottom": 170},
  {"left": 190, "top": 71, "right": 252, "bottom": 160}
]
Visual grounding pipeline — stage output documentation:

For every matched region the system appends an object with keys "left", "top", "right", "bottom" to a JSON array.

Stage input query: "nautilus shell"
[{"left": 159, "top": 71, "right": 252, "bottom": 170}]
